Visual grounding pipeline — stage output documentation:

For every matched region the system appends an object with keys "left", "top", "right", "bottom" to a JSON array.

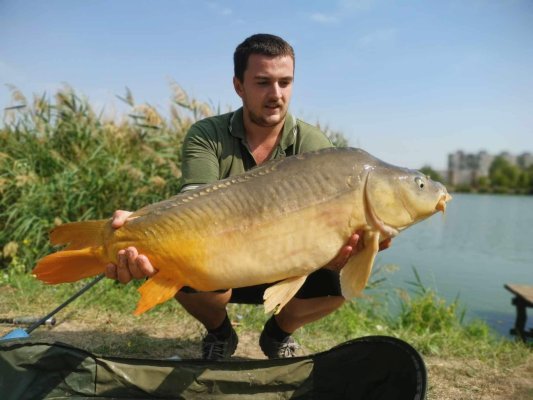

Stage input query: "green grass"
[
  {"left": 2, "top": 270, "right": 531, "bottom": 399},
  {"left": 1, "top": 266, "right": 529, "bottom": 365}
]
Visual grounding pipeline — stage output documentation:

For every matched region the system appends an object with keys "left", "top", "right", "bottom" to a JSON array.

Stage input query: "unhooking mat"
[{"left": 0, "top": 335, "right": 426, "bottom": 399}]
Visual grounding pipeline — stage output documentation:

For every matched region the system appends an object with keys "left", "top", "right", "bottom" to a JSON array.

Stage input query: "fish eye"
[{"left": 415, "top": 176, "right": 425, "bottom": 189}]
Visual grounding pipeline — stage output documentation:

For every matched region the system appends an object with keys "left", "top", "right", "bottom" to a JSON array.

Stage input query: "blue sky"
[{"left": 1, "top": 0, "right": 532, "bottom": 170}]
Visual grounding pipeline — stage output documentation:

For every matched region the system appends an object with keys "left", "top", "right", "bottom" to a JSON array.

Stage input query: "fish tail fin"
[
  {"left": 134, "top": 275, "right": 183, "bottom": 315},
  {"left": 50, "top": 219, "right": 109, "bottom": 250},
  {"left": 33, "top": 247, "right": 106, "bottom": 283},
  {"left": 34, "top": 219, "right": 109, "bottom": 283}
]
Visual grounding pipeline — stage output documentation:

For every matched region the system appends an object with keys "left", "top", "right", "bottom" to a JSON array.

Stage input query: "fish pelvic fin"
[
  {"left": 134, "top": 275, "right": 183, "bottom": 315},
  {"left": 263, "top": 275, "right": 307, "bottom": 315},
  {"left": 50, "top": 219, "right": 109, "bottom": 250},
  {"left": 33, "top": 247, "right": 106, "bottom": 284},
  {"left": 339, "top": 230, "right": 380, "bottom": 299}
]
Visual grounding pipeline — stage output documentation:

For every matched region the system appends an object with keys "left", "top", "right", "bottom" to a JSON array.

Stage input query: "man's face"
[{"left": 233, "top": 54, "right": 294, "bottom": 128}]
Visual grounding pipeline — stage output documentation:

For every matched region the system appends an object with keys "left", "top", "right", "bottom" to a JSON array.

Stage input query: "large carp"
[{"left": 34, "top": 147, "right": 451, "bottom": 315}]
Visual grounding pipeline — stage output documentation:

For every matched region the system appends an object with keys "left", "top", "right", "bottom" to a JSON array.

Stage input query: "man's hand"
[
  {"left": 105, "top": 210, "right": 158, "bottom": 283},
  {"left": 326, "top": 230, "right": 392, "bottom": 272}
]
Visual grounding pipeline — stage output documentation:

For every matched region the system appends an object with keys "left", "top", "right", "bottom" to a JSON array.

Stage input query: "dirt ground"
[{"left": 1, "top": 313, "right": 532, "bottom": 400}]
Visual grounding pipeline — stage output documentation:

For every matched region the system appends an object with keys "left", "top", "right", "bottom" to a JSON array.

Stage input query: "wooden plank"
[{"left": 504, "top": 284, "right": 533, "bottom": 305}]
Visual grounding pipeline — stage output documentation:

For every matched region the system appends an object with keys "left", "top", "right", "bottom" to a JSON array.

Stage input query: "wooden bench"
[{"left": 504, "top": 284, "right": 533, "bottom": 341}]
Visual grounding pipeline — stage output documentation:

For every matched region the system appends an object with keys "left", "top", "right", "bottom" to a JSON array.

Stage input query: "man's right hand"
[{"left": 105, "top": 210, "right": 158, "bottom": 283}]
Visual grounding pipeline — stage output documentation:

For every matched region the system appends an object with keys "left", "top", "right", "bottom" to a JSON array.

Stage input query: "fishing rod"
[
  {"left": 1, "top": 274, "right": 105, "bottom": 341},
  {"left": 0, "top": 316, "right": 56, "bottom": 326}
]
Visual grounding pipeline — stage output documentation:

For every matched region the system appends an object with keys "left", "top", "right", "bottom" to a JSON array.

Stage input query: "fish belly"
[{"left": 173, "top": 194, "right": 359, "bottom": 290}]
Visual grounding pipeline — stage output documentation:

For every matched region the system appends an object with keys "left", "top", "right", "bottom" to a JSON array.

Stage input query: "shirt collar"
[{"left": 229, "top": 107, "right": 297, "bottom": 151}]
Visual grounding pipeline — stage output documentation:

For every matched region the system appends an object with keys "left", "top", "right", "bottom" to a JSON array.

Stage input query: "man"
[{"left": 106, "top": 34, "right": 389, "bottom": 360}]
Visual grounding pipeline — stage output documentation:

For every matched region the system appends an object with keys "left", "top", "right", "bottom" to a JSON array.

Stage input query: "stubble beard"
[{"left": 246, "top": 105, "right": 288, "bottom": 128}]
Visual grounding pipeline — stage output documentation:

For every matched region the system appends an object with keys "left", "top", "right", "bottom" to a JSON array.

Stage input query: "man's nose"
[{"left": 269, "top": 83, "right": 282, "bottom": 99}]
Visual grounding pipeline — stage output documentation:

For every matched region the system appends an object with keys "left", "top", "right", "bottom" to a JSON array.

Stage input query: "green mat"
[{"left": 0, "top": 335, "right": 426, "bottom": 399}]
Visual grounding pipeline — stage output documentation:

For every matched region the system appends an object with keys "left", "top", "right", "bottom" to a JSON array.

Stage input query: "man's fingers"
[
  {"left": 354, "top": 230, "right": 365, "bottom": 251},
  {"left": 326, "top": 233, "right": 359, "bottom": 271},
  {"left": 116, "top": 266, "right": 132, "bottom": 284},
  {"left": 117, "top": 249, "right": 126, "bottom": 268},
  {"left": 379, "top": 238, "right": 392, "bottom": 251},
  {"left": 347, "top": 232, "right": 360, "bottom": 250},
  {"left": 106, "top": 246, "right": 156, "bottom": 283},
  {"left": 116, "top": 249, "right": 132, "bottom": 283},
  {"left": 126, "top": 247, "right": 146, "bottom": 279},
  {"left": 105, "top": 264, "right": 117, "bottom": 280},
  {"left": 126, "top": 247, "right": 138, "bottom": 266},
  {"left": 337, "top": 246, "right": 352, "bottom": 269},
  {"left": 136, "top": 255, "right": 157, "bottom": 277},
  {"left": 111, "top": 210, "right": 133, "bottom": 229}
]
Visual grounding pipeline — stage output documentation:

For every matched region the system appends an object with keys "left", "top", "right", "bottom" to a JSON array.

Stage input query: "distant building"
[
  {"left": 448, "top": 151, "right": 493, "bottom": 186},
  {"left": 447, "top": 150, "right": 531, "bottom": 186}
]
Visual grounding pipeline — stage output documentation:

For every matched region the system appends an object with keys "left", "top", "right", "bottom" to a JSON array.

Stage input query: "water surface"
[{"left": 373, "top": 193, "right": 533, "bottom": 336}]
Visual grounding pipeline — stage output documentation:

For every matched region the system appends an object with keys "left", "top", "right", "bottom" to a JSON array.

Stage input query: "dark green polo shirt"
[{"left": 179, "top": 107, "right": 332, "bottom": 190}]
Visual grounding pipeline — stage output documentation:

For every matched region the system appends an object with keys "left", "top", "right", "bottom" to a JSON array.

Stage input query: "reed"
[{"left": 0, "top": 83, "right": 213, "bottom": 271}]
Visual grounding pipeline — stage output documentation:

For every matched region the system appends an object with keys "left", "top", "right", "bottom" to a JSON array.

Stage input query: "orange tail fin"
[
  {"left": 50, "top": 219, "right": 108, "bottom": 250},
  {"left": 34, "top": 219, "right": 109, "bottom": 284},
  {"left": 33, "top": 247, "right": 106, "bottom": 283},
  {"left": 134, "top": 274, "right": 183, "bottom": 315}
]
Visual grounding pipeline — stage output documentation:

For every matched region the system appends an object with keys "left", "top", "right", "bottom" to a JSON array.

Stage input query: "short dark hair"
[{"left": 233, "top": 33, "right": 295, "bottom": 82}]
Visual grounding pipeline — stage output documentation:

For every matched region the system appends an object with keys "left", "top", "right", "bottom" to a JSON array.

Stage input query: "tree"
[
  {"left": 420, "top": 166, "right": 444, "bottom": 183},
  {"left": 489, "top": 157, "right": 521, "bottom": 190},
  {"left": 476, "top": 176, "right": 490, "bottom": 192}
]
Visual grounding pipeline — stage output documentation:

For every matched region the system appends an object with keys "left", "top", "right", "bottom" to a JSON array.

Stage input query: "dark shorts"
[{"left": 180, "top": 268, "right": 342, "bottom": 305}]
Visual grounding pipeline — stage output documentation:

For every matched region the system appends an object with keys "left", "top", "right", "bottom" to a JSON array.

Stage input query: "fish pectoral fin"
[
  {"left": 134, "top": 274, "right": 183, "bottom": 315},
  {"left": 339, "top": 230, "right": 380, "bottom": 299},
  {"left": 263, "top": 275, "right": 307, "bottom": 315}
]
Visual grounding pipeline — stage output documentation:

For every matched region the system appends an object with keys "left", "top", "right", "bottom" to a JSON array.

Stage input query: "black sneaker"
[
  {"left": 201, "top": 328, "right": 238, "bottom": 360},
  {"left": 259, "top": 329, "right": 300, "bottom": 359}
]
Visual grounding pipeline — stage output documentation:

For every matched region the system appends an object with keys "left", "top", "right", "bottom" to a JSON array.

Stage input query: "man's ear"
[{"left": 233, "top": 76, "right": 244, "bottom": 98}]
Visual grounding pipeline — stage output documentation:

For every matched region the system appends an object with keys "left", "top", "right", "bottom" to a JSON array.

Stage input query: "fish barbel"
[{"left": 33, "top": 148, "right": 452, "bottom": 315}]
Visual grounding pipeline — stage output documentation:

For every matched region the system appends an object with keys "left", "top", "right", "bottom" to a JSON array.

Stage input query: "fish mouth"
[{"left": 436, "top": 192, "right": 453, "bottom": 213}]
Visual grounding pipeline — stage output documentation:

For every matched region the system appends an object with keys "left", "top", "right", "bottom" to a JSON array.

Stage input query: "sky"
[{"left": 1, "top": 0, "right": 532, "bottom": 170}]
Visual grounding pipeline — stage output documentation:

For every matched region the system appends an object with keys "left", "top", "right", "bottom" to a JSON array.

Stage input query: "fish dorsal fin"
[
  {"left": 134, "top": 274, "right": 183, "bottom": 315},
  {"left": 339, "top": 230, "right": 380, "bottom": 299},
  {"left": 263, "top": 275, "right": 307, "bottom": 314}
]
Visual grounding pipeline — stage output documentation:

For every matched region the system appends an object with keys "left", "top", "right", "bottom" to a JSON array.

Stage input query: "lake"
[{"left": 372, "top": 193, "right": 533, "bottom": 337}]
